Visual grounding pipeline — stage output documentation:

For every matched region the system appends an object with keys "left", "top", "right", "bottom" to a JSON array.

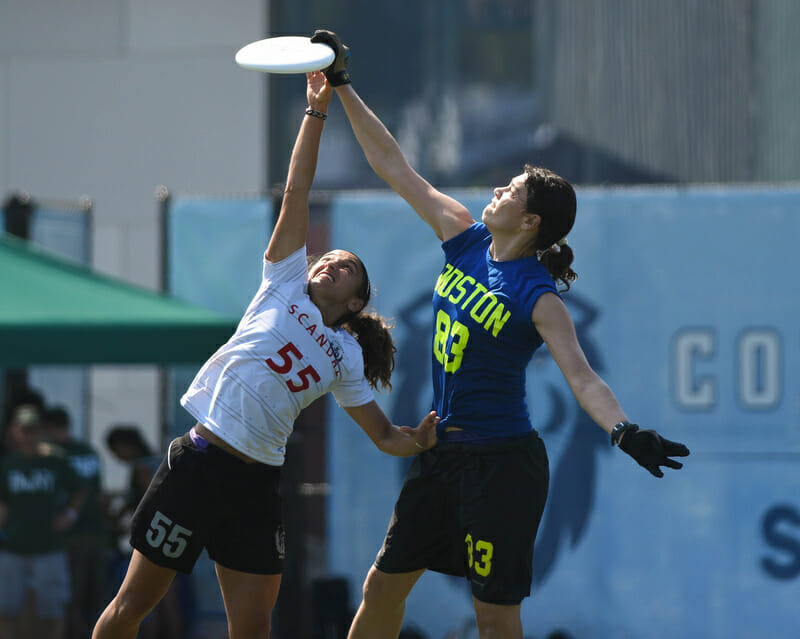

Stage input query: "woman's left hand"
[
  {"left": 400, "top": 410, "right": 439, "bottom": 451},
  {"left": 307, "top": 70, "right": 332, "bottom": 111}
]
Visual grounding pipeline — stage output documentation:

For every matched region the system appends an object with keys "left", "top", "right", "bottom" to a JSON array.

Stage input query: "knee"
[
  {"left": 360, "top": 569, "right": 404, "bottom": 611},
  {"left": 104, "top": 591, "right": 156, "bottom": 625}
]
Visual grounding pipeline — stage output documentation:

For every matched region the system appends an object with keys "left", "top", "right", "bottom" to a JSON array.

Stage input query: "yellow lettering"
[
  {"left": 448, "top": 275, "right": 474, "bottom": 305},
  {"left": 470, "top": 293, "right": 497, "bottom": 324},
  {"left": 439, "top": 269, "right": 464, "bottom": 298},
  {"left": 460, "top": 283, "right": 487, "bottom": 310},
  {"left": 435, "top": 264, "right": 455, "bottom": 294},
  {"left": 436, "top": 274, "right": 510, "bottom": 340},
  {"left": 465, "top": 534, "right": 494, "bottom": 577},
  {"left": 445, "top": 322, "right": 469, "bottom": 372},
  {"left": 483, "top": 303, "right": 511, "bottom": 337},
  {"left": 433, "top": 310, "right": 450, "bottom": 365},
  {"left": 474, "top": 540, "right": 494, "bottom": 577}
]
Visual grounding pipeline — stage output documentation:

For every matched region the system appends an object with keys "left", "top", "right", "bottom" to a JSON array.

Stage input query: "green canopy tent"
[{"left": 0, "top": 232, "right": 237, "bottom": 366}]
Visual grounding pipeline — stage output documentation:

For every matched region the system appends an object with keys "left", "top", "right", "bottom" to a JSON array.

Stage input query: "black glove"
[
  {"left": 311, "top": 29, "right": 351, "bottom": 86},
  {"left": 618, "top": 425, "right": 690, "bottom": 478}
]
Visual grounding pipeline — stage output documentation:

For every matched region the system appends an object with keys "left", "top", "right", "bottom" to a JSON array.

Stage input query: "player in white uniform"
[{"left": 93, "top": 71, "right": 439, "bottom": 639}]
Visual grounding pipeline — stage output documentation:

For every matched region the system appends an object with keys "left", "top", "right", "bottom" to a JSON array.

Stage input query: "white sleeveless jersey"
[{"left": 181, "top": 246, "right": 374, "bottom": 466}]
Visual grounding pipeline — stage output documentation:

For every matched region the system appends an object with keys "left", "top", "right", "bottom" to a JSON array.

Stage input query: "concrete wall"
[
  {"left": 0, "top": 0, "right": 267, "bottom": 487},
  {"left": 536, "top": 0, "right": 800, "bottom": 183}
]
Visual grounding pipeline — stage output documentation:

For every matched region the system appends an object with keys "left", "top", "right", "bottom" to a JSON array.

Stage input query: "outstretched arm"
[
  {"left": 534, "top": 293, "right": 628, "bottom": 430},
  {"left": 311, "top": 29, "right": 473, "bottom": 241},
  {"left": 344, "top": 402, "right": 439, "bottom": 457},
  {"left": 335, "top": 85, "right": 473, "bottom": 241},
  {"left": 533, "top": 292, "right": 690, "bottom": 477},
  {"left": 265, "top": 71, "right": 332, "bottom": 262}
]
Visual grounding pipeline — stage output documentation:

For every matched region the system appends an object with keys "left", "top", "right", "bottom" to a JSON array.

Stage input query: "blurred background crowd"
[{"left": 0, "top": 392, "right": 190, "bottom": 638}]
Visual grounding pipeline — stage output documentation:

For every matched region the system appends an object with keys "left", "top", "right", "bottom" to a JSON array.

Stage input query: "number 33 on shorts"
[
  {"left": 465, "top": 533, "right": 494, "bottom": 577},
  {"left": 146, "top": 511, "right": 193, "bottom": 559}
]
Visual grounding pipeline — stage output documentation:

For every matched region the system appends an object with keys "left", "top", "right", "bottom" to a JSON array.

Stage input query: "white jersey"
[{"left": 181, "top": 246, "right": 374, "bottom": 466}]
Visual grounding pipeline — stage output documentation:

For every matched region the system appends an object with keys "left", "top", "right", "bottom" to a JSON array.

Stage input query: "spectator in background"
[
  {"left": 104, "top": 424, "right": 186, "bottom": 639},
  {"left": 104, "top": 425, "right": 161, "bottom": 538},
  {"left": 1, "top": 388, "right": 46, "bottom": 457},
  {"left": 42, "top": 405, "right": 109, "bottom": 639},
  {"left": 0, "top": 404, "right": 86, "bottom": 639}
]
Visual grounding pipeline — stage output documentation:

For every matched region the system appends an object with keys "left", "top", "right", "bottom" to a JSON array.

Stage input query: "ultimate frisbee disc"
[{"left": 235, "top": 36, "right": 335, "bottom": 74}]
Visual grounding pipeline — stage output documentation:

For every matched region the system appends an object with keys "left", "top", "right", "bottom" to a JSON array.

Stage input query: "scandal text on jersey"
[{"left": 287, "top": 304, "right": 343, "bottom": 375}]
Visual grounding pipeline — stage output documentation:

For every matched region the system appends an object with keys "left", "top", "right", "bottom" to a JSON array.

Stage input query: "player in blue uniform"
[
  {"left": 431, "top": 222, "right": 560, "bottom": 440},
  {"left": 311, "top": 30, "right": 691, "bottom": 639}
]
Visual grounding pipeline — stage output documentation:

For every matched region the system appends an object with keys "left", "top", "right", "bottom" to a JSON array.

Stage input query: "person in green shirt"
[
  {"left": 0, "top": 404, "right": 86, "bottom": 639},
  {"left": 43, "top": 405, "right": 109, "bottom": 639}
]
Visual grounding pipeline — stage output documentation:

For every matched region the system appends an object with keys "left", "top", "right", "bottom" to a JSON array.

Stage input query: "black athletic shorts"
[
  {"left": 130, "top": 430, "right": 285, "bottom": 574},
  {"left": 375, "top": 431, "right": 549, "bottom": 605}
]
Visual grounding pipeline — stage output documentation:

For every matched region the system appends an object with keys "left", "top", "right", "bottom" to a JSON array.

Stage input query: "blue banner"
[
  {"left": 328, "top": 185, "right": 800, "bottom": 639},
  {"left": 168, "top": 197, "right": 272, "bottom": 315}
]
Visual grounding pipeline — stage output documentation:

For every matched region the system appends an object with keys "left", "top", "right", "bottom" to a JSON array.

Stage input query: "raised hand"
[
  {"left": 310, "top": 29, "right": 351, "bottom": 86},
  {"left": 306, "top": 70, "right": 332, "bottom": 111}
]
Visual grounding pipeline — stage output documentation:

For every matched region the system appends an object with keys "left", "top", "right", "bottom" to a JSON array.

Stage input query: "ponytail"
[
  {"left": 538, "top": 244, "right": 577, "bottom": 291},
  {"left": 342, "top": 311, "right": 396, "bottom": 391},
  {"left": 523, "top": 164, "right": 578, "bottom": 291}
]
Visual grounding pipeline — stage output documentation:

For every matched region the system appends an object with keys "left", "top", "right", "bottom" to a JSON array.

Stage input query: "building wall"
[
  {"left": 756, "top": 1, "right": 800, "bottom": 181},
  {"left": 0, "top": 0, "right": 267, "bottom": 487},
  {"left": 535, "top": 0, "right": 800, "bottom": 183}
]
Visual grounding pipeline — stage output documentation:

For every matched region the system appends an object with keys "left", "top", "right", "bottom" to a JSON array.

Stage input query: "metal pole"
[
  {"left": 2, "top": 193, "right": 34, "bottom": 426},
  {"left": 156, "top": 185, "right": 172, "bottom": 447}
]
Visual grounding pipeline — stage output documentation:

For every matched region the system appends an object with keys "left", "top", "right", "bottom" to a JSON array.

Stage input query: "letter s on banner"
[{"left": 761, "top": 504, "right": 800, "bottom": 580}]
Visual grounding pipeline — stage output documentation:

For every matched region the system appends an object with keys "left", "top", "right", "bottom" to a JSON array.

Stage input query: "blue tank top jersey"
[{"left": 431, "top": 222, "right": 558, "bottom": 439}]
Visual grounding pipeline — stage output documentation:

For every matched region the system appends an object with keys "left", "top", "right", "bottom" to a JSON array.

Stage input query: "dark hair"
[
  {"left": 523, "top": 164, "right": 578, "bottom": 290},
  {"left": 307, "top": 252, "right": 396, "bottom": 390},
  {"left": 4, "top": 388, "right": 45, "bottom": 427},
  {"left": 42, "top": 406, "right": 70, "bottom": 429},
  {"left": 336, "top": 257, "right": 395, "bottom": 391},
  {"left": 106, "top": 425, "right": 154, "bottom": 456},
  {"left": 341, "top": 310, "right": 396, "bottom": 391}
]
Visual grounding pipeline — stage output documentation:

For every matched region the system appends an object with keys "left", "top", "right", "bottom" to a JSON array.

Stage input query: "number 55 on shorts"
[{"left": 146, "top": 511, "right": 193, "bottom": 559}]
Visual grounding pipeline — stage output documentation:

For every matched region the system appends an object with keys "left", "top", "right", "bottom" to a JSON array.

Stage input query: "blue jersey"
[{"left": 431, "top": 223, "right": 558, "bottom": 439}]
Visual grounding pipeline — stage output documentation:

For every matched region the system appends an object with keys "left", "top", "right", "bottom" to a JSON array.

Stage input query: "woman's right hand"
[
  {"left": 307, "top": 70, "right": 332, "bottom": 112},
  {"left": 399, "top": 410, "right": 440, "bottom": 451}
]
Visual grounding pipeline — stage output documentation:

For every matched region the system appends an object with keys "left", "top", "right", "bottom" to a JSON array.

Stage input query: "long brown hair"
[
  {"left": 524, "top": 164, "right": 578, "bottom": 290},
  {"left": 341, "top": 311, "right": 396, "bottom": 391}
]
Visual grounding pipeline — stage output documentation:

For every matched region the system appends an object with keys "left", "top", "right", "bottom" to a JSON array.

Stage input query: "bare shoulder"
[
  {"left": 531, "top": 291, "right": 570, "bottom": 326},
  {"left": 437, "top": 193, "right": 476, "bottom": 242}
]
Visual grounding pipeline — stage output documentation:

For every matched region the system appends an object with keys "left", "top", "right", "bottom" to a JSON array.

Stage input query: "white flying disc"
[{"left": 235, "top": 36, "right": 335, "bottom": 74}]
